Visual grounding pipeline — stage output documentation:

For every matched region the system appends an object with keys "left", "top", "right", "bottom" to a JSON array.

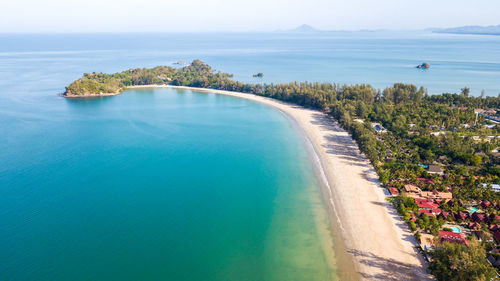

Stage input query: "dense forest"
[{"left": 66, "top": 60, "right": 500, "bottom": 280}]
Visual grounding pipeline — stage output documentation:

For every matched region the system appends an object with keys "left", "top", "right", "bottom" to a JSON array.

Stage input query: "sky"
[{"left": 1, "top": 0, "right": 499, "bottom": 32}]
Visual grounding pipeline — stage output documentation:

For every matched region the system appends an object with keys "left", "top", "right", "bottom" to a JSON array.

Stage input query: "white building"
[{"left": 482, "top": 183, "right": 500, "bottom": 192}]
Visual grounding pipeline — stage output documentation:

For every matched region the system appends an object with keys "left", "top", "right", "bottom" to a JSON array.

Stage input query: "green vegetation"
[
  {"left": 429, "top": 239, "right": 496, "bottom": 281},
  {"left": 64, "top": 60, "right": 226, "bottom": 96},
  {"left": 66, "top": 60, "right": 500, "bottom": 278}
]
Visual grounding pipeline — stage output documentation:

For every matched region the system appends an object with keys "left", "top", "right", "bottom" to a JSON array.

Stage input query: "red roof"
[
  {"left": 439, "top": 211, "right": 450, "bottom": 218},
  {"left": 417, "top": 178, "right": 434, "bottom": 184},
  {"left": 440, "top": 231, "right": 467, "bottom": 244},
  {"left": 416, "top": 201, "right": 439, "bottom": 209},
  {"left": 472, "top": 213, "right": 487, "bottom": 222},
  {"left": 440, "top": 231, "right": 464, "bottom": 239},
  {"left": 418, "top": 209, "right": 436, "bottom": 217},
  {"left": 468, "top": 222, "right": 481, "bottom": 229},
  {"left": 432, "top": 208, "right": 442, "bottom": 214},
  {"left": 388, "top": 187, "right": 399, "bottom": 196},
  {"left": 455, "top": 212, "right": 469, "bottom": 220}
]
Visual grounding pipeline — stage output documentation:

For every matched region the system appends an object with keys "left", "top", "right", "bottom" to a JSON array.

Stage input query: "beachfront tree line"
[{"left": 67, "top": 60, "right": 500, "bottom": 280}]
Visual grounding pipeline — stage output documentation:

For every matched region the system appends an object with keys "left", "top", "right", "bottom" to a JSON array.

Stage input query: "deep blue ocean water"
[
  {"left": 0, "top": 31, "right": 499, "bottom": 280},
  {"left": 1, "top": 31, "right": 499, "bottom": 96}
]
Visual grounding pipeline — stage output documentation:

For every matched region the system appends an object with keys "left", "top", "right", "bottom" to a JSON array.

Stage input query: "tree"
[
  {"left": 429, "top": 239, "right": 496, "bottom": 281},
  {"left": 355, "top": 101, "right": 369, "bottom": 119},
  {"left": 461, "top": 87, "right": 470, "bottom": 97},
  {"left": 469, "top": 154, "right": 482, "bottom": 166},
  {"left": 409, "top": 220, "right": 417, "bottom": 231}
]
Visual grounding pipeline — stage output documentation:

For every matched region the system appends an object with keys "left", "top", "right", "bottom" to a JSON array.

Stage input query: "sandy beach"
[{"left": 158, "top": 85, "right": 432, "bottom": 281}]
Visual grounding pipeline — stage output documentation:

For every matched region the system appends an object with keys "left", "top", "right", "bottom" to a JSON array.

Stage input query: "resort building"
[
  {"left": 439, "top": 230, "right": 468, "bottom": 245},
  {"left": 371, "top": 123, "right": 387, "bottom": 133},
  {"left": 427, "top": 165, "right": 444, "bottom": 176},
  {"left": 419, "top": 189, "right": 453, "bottom": 202},
  {"left": 404, "top": 184, "right": 421, "bottom": 194},
  {"left": 387, "top": 187, "right": 399, "bottom": 196},
  {"left": 404, "top": 185, "right": 453, "bottom": 202},
  {"left": 481, "top": 183, "right": 500, "bottom": 192},
  {"left": 420, "top": 233, "right": 436, "bottom": 251}
]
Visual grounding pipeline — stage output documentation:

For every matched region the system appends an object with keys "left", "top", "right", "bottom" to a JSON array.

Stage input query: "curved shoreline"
[
  {"left": 63, "top": 91, "right": 121, "bottom": 98},
  {"left": 62, "top": 84, "right": 169, "bottom": 98},
  {"left": 122, "top": 85, "right": 432, "bottom": 280}
]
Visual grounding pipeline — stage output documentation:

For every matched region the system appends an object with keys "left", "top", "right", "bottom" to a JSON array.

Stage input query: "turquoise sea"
[
  {"left": 0, "top": 87, "right": 338, "bottom": 280},
  {"left": 1, "top": 31, "right": 500, "bottom": 280}
]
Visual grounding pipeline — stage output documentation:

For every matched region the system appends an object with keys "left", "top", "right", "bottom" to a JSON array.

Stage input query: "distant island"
[
  {"left": 433, "top": 25, "right": 500, "bottom": 36},
  {"left": 284, "top": 24, "right": 321, "bottom": 33},
  {"left": 253, "top": 72, "right": 264, "bottom": 78}
]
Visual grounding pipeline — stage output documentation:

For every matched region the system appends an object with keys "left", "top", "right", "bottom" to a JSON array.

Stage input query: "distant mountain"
[
  {"left": 434, "top": 25, "right": 500, "bottom": 35},
  {"left": 286, "top": 24, "right": 321, "bottom": 33}
]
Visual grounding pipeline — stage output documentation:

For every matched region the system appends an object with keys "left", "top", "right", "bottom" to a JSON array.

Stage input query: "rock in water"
[{"left": 416, "top": 62, "right": 430, "bottom": 69}]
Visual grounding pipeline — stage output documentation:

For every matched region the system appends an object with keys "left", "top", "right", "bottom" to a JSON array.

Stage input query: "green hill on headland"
[{"left": 64, "top": 60, "right": 225, "bottom": 96}]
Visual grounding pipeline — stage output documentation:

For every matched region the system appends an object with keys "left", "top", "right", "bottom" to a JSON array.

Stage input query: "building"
[
  {"left": 438, "top": 211, "right": 451, "bottom": 220},
  {"left": 481, "top": 201, "right": 492, "bottom": 208},
  {"left": 485, "top": 108, "right": 497, "bottom": 115},
  {"left": 420, "top": 233, "right": 436, "bottom": 251},
  {"left": 418, "top": 209, "right": 435, "bottom": 217},
  {"left": 371, "top": 123, "right": 387, "bottom": 133},
  {"left": 468, "top": 222, "right": 481, "bottom": 230},
  {"left": 404, "top": 184, "right": 421, "bottom": 194},
  {"left": 481, "top": 183, "right": 500, "bottom": 192},
  {"left": 431, "top": 208, "right": 442, "bottom": 215},
  {"left": 455, "top": 211, "right": 470, "bottom": 221},
  {"left": 427, "top": 165, "right": 444, "bottom": 176},
  {"left": 471, "top": 212, "right": 487, "bottom": 223},
  {"left": 430, "top": 131, "right": 446, "bottom": 137},
  {"left": 417, "top": 177, "right": 434, "bottom": 184},
  {"left": 439, "top": 231, "right": 468, "bottom": 245},
  {"left": 415, "top": 200, "right": 439, "bottom": 209},
  {"left": 387, "top": 187, "right": 399, "bottom": 196},
  {"left": 406, "top": 187, "right": 453, "bottom": 203},
  {"left": 420, "top": 189, "right": 453, "bottom": 201}
]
